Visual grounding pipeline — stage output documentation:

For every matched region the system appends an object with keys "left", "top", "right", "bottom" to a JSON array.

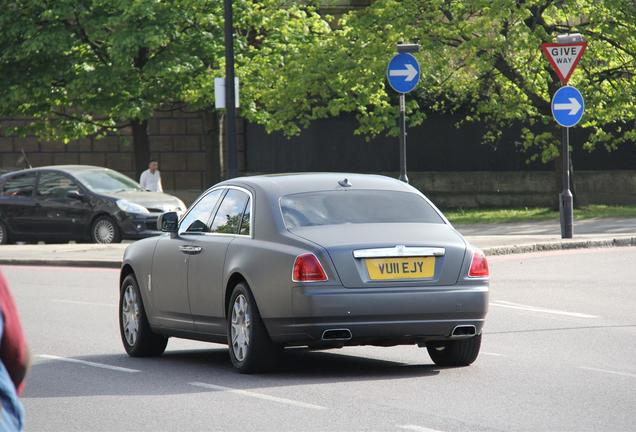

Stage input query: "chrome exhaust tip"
[
  {"left": 451, "top": 325, "right": 477, "bottom": 338},
  {"left": 321, "top": 328, "right": 352, "bottom": 341}
]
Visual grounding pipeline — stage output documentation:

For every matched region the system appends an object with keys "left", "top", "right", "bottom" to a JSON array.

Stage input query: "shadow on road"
[{"left": 24, "top": 347, "right": 441, "bottom": 399}]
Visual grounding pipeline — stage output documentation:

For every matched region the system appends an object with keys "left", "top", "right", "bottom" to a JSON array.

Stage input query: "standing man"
[{"left": 139, "top": 160, "right": 163, "bottom": 193}]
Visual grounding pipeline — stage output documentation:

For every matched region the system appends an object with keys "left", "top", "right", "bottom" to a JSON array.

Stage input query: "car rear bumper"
[{"left": 265, "top": 284, "right": 489, "bottom": 346}]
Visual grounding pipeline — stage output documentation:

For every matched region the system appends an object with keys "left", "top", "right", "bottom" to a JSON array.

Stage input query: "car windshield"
[
  {"left": 75, "top": 169, "right": 143, "bottom": 193},
  {"left": 280, "top": 190, "right": 444, "bottom": 229}
]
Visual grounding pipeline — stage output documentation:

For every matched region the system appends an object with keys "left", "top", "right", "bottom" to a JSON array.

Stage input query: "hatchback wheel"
[
  {"left": 227, "top": 282, "right": 280, "bottom": 373},
  {"left": 91, "top": 216, "right": 122, "bottom": 244},
  {"left": 119, "top": 274, "right": 168, "bottom": 357},
  {"left": 427, "top": 334, "right": 482, "bottom": 367}
]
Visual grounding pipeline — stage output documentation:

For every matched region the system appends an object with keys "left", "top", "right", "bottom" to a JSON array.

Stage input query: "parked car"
[
  {"left": 0, "top": 165, "right": 186, "bottom": 244},
  {"left": 119, "top": 173, "right": 489, "bottom": 373}
]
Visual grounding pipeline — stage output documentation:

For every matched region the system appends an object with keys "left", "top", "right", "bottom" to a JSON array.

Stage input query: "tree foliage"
[
  {"left": 0, "top": 0, "right": 633, "bottom": 168},
  {"left": 0, "top": 0, "right": 329, "bottom": 173},
  {"left": 276, "top": 0, "right": 636, "bottom": 162}
]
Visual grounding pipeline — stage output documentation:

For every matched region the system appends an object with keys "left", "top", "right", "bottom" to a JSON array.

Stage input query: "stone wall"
[
  {"left": 1, "top": 112, "right": 634, "bottom": 208},
  {"left": 401, "top": 170, "right": 636, "bottom": 208},
  {"left": 0, "top": 108, "right": 243, "bottom": 205}
]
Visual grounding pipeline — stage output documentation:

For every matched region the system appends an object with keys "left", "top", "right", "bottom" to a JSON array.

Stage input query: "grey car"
[{"left": 119, "top": 173, "right": 489, "bottom": 373}]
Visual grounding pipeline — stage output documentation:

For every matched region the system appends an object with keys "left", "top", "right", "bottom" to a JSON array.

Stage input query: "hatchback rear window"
[{"left": 280, "top": 190, "right": 444, "bottom": 229}]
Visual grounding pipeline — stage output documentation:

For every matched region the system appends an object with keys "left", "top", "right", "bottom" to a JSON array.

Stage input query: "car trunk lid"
[{"left": 289, "top": 223, "right": 467, "bottom": 288}]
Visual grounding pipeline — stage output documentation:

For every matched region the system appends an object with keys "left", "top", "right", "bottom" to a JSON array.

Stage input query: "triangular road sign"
[{"left": 541, "top": 42, "right": 587, "bottom": 84}]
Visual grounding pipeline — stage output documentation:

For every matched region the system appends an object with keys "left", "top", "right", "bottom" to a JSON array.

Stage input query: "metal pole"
[
  {"left": 224, "top": 0, "right": 237, "bottom": 179},
  {"left": 560, "top": 126, "right": 573, "bottom": 238},
  {"left": 398, "top": 93, "right": 408, "bottom": 183}
]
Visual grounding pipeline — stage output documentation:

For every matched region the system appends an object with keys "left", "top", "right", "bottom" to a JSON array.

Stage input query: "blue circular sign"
[
  {"left": 386, "top": 53, "right": 420, "bottom": 94},
  {"left": 551, "top": 86, "right": 584, "bottom": 127}
]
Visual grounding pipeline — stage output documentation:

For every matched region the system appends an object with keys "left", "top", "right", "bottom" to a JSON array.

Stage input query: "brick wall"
[{"left": 0, "top": 108, "right": 249, "bottom": 205}]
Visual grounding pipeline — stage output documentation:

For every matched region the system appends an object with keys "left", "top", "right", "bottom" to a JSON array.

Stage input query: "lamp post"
[{"left": 224, "top": 0, "right": 237, "bottom": 179}]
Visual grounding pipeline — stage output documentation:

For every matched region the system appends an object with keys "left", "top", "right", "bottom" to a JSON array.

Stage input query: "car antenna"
[
  {"left": 17, "top": 148, "right": 32, "bottom": 169},
  {"left": 338, "top": 178, "right": 352, "bottom": 188}
]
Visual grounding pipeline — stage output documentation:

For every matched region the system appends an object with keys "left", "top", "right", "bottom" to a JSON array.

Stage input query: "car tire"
[
  {"left": 427, "top": 334, "right": 482, "bottom": 367},
  {"left": 0, "top": 221, "right": 10, "bottom": 245},
  {"left": 119, "top": 274, "right": 168, "bottom": 357},
  {"left": 227, "top": 282, "right": 281, "bottom": 373},
  {"left": 91, "top": 215, "right": 122, "bottom": 244}
]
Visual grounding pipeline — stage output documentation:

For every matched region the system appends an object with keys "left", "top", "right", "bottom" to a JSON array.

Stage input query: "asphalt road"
[{"left": 6, "top": 247, "right": 636, "bottom": 431}]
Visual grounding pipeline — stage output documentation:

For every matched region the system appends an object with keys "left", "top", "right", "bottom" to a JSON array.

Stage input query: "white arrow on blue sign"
[
  {"left": 387, "top": 53, "right": 420, "bottom": 94},
  {"left": 551, "top": 85, "right": 584, "bottom": 127}
]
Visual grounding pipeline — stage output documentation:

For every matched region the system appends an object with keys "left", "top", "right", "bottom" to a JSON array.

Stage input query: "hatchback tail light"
[
  {"left": 468, "top": 249, "right": 489, "bottom": 278},
  {"left": 292, "top": 253, "right": 328, "bottom": 282}
]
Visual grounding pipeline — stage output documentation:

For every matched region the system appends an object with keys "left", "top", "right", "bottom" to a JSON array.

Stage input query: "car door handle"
[{"left": 179, "top": 245, "right": 202, "bottom": 255}]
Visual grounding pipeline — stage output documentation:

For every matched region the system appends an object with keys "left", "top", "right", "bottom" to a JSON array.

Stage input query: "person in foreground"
[{"left": 0, "top": 271, "right": 29, "bottom": 431}]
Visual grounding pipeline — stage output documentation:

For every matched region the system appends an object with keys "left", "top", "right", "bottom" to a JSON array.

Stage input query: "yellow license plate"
[{"left": 365, "top": 257, "right": 435, "bottom": 280}]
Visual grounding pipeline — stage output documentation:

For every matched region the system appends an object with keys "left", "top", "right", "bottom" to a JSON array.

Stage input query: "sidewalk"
[
  {"left": 456, "top": 217, "right": 636, "bottom": 254},
  {"left": 0, "top": 218, "right": 633, "bottom": 268}
]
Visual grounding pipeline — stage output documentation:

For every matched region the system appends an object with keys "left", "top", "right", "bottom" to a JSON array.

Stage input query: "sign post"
[
  {"left": 387, "top": 44, "right": 421, "bottom": 183},
  {"left": 541, "top": 34, "right": 587, "bottom": 239}
]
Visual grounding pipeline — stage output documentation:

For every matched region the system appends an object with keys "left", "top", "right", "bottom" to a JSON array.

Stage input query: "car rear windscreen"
[{"left": 280, "top": 190, "right": 444, "bottom": 229}]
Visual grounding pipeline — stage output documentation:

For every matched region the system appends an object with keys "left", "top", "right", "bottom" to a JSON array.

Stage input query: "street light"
[
  {"left": 556, "top": 33, "right": 585, "bottom": 44},
  {"left": 224, "top": 0, "right": 238, "bottom": 179},
  {"left": 396, "top": 43, "right": 421, "bottom": 54}
]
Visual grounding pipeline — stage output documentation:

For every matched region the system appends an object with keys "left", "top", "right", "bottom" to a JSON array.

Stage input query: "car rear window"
[{"left": 280, "top": 190, "right": 444, "bottom": 229}]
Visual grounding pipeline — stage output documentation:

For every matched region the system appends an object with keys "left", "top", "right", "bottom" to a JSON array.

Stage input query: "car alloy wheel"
[
  {"left": 230, "top": 294, "right": 251, "bottom": 362},
  {"left": 122, "top": 283, "right": 140, "bottom": 347},
  {"left": 93, "top": 219, "right": 115, "bottom": 243}
]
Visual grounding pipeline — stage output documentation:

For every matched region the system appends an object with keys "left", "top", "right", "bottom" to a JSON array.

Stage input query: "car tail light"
[
  {"left": 292, "top": 253, "right": 328, "bottom": 282},
  {"left": 468, "top": 249, "right": 489, "bottom": 278}
]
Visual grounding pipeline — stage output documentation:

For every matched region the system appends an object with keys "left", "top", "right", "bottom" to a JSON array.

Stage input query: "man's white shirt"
[{"left": 140, "top": 169, "right": 163, "bottom": 192}]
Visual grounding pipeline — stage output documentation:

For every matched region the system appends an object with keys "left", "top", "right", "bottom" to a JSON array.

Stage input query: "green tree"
[
  {"left": 272, "top": 0, "right": 636, "bottom": 163},
  {"left": 0, "top": 0, "right": 329, "bottom": 176}
]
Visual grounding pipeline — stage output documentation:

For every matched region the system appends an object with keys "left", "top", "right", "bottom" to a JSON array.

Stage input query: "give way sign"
[{"left": 541, "top": 42, "right": 587, "bottom": 84}]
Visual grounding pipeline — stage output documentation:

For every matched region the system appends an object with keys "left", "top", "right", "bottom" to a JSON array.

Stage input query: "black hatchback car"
[{"left": 0, "top": 165, "right": 185, "bottom": 244}]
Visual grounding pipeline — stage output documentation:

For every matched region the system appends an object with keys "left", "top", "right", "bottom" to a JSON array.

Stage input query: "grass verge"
[{"left": 444, "top": 205, "right": 636, "bottom": 225}]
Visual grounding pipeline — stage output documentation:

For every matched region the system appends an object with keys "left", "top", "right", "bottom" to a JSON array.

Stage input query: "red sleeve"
[{"left": 0, "top": 271, "right": 29, "bottom": 395}]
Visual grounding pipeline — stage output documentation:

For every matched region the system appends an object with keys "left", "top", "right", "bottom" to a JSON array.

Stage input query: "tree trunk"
[{"left": 131, "top": 119, "right": 150, "bottom": 179}]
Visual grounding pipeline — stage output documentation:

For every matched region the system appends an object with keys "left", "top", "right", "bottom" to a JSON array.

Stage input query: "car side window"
[
  {"left": 1, "top": 173, "right": 36, "bottom": 197},
  {"left": 210, "top": 190, "right": 250, "bottom": 235},
  {"left": 36, "top": 172, "right": 79, "bottom": 199},
  {"left": 179, "top": 189, "right": 224, "bottom": 234}
]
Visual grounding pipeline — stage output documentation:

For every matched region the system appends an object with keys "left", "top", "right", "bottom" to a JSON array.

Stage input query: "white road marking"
[
  {"left": 52, "top": 299, "right": 115, "bottom": 307},
  {"left": 189, "top": 381, "right": 326, "bottom": 410},
  {"left": 580, "top": 366, "right": 636, "bottom": 379},
  {"left": 490, "top": 300, "right": 598, "bottom": 319},
  {"left": 38, "top": 355, "right": 140, "bottom": 373},
  {"left": 397, "top": 425, "right": 445, "bottom": 432},
  {"left": 482, "top": 352, "right": 504, "bottom": 357}
]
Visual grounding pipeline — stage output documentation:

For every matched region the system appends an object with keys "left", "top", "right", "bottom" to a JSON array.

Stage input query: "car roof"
[
  {"left": 0, "top": 165, "right": 109, "bottom": 178},
  {"left": 219, "top": 173, "right": 417, "bottom": 197}
]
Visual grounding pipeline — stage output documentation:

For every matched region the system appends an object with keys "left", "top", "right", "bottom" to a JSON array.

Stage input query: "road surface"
[{"left": 7, "top": 247, "right": 636, "bottom": 431}]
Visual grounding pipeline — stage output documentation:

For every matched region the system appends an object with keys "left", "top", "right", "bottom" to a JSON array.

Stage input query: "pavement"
[
  {"left": 0, "top": 217, "right": 633, "bottom": 267},
  {"left": 10, "top": 247, "right": 636, "bottom": 431}
]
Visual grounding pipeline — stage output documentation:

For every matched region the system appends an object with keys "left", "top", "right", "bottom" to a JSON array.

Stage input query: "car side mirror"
[
  {"left": 158, "top": 211, "right": 179, "bottom": 234},
  {"left": 67, "top": 190, "right": 85, "bottom": 201}
]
